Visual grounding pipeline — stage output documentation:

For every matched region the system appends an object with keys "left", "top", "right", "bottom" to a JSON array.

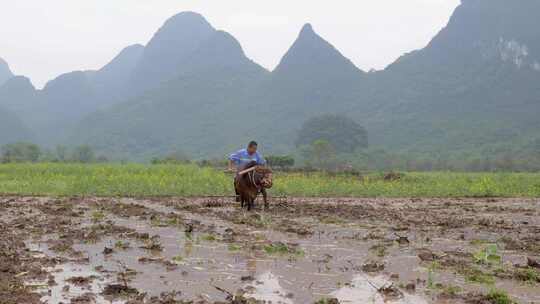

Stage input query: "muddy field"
[{"left": 1, "top": 196, "right": 539, "bottom": 304}]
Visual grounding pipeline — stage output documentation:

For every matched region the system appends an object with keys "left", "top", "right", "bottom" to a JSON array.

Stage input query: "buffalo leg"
[
  {"left": 248, "top": 197, "right": 254, "bottom": 211},
  {"left": 261, "top": 189, "right": 269, "bottom": 210},
  {"left": 234, "top": 182, "right": 240, "bottom": 203}
]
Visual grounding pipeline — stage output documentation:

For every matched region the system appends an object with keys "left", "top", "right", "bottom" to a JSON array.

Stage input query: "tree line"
[
  {"left": 0, "top": 142, "right": 105, "bottom": 163},
  {"left": 3, "top": 141, "right": 540, "bottom": 172},
  {"left": 2, "top": 114, "right": 539, "bottom": 172}
]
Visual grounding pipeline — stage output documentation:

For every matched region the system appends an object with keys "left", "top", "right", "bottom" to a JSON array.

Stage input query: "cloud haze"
[{"left": 0, "top": 0, "right": 460, "bottom": 88}]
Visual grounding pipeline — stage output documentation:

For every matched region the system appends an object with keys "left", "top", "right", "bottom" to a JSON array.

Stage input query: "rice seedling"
[
  {"left": 314, "top": 298, "right": 339, "bottom": 304},
  {"left": 473, "top": 244, "right": 502, "bottom": 265},
  {"left": 172, "top": 255, "right": 184, "bottom": 263},
  {"left": 514, "top": 267, "right": 540, "bottom": 284},
  {"left": 228, "top": 244, "right": 242, "bottom": 251},
  {"left": 485, "top": 289, "right": 514, "bottom": 304},
  {"left": 0, "top": 163, "right": 539, "bottom": 197},
  {"left": 201, "top": 234, "right": 217, "bottom": 242},
  {"left": 263, "top": 242, "right": 305, "bottom": 257},
  {"left": 114, "top": 240, "right": 130, "bottom": 250},
  {"left": 91, "top": 210, "right": 105, "bottom": 222},
  {"left": 462, "top": 267, "right": 495, "bottom": 285}
]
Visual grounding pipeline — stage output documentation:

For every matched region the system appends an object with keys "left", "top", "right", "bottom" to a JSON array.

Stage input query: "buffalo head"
[{"left": 254, "top": 166, "right": 273, "bottom": 188}]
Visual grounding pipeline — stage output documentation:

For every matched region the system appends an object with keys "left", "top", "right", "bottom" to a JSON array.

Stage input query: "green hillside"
[
  {"left": 3, "top": 0, "right": 540, "bottom": 161},
  {"left": 358, "top": 0, "right": 540, "bottom": 156},
  {"left": 0, "top": 105, "right": 33, "bottom": 145},
  {"left": 70, "top": 0, "right": 540, "bottom": 159},
  {"left": 0, "top": 57, "right": 13, "bottom": 86},
  {"left": 0, "top": 45, "right": 144, "bottom": 146},
  {"left": 70, "top": 30, "right": 269, "bottom": 159}
]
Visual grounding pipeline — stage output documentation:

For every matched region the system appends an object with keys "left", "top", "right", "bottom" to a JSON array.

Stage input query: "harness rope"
[{"left": 247, "top": 170, "right": 261, "bottom": 191}]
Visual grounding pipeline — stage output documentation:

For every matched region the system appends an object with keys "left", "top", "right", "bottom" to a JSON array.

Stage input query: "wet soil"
[{"left": 0, "top": 196, "right": 539, "bottom": 304}]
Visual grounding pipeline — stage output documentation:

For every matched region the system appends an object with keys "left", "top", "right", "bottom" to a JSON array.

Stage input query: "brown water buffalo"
[{"left": 234, "top": 161, "right": 273, "bottom": 211}]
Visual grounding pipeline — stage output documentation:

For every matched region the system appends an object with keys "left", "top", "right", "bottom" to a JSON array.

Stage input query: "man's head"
[{"left": 247, "top": 141, "right": 258, "bottom": 155}]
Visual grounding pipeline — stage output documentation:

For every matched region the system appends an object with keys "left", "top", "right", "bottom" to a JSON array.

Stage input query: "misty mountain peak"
[
  {"left": 0, "top": 76, "right": 35, "bottom": 92},
  {"left": 43, "top": 71, "right": 90, "bottom": 92},
  {"left": 164, "top": 11, "right": 212, "bottom": 28},
  {"left": 0, "top": 57, "right": 9, "bottom": 69},
  {"left": 181, "top": 30, "right": 267, "bottom": 75},
  {"left": 200, "top": 30, "right": 247, "bottom": 58},
  {"left": 130, "top": 11, "right": 217, "bottom": 93},
  {"left": 153, "top": 11, "right": 215, "bottom": 44},
  {"left": 299, "top": 23, "right": 315, "bottom": 36},
  {"left": 296, "top": 23, "right": 322, "bottom": 44},
  {"left": 98, "top": 44, "right": 144, "bottom": 75},
  {"left": 274, "top": 23, "right": 363, "bottom": 77},
  {"left": 0, "top": 57, "right": 14, "bottom": 86},
  {"left": 120, "top": 44, "right": 144, "bottom": 55},
  {"left": 394, "top": 0, "right": 540, "bottom": 70},
  {"left": 0, "top": 76, "right": 36, "bottom": 110}
]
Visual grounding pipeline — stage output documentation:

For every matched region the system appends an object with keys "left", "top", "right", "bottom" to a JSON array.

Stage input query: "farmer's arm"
[
  {"left": 228, "top": 151, "right": 241, "bottom": 171},
  {"left": 228, "top": 159, "right": 236, "bottom": 171}
]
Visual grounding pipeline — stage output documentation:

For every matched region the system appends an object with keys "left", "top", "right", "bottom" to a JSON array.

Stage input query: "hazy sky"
[{"left": 0, "top": 0, "right": 460, "bottom": 88}]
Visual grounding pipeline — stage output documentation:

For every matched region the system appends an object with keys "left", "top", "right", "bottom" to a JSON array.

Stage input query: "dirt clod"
[
  {"left": 418, "top": 249, "right": 437, "bottom": 261},
  {"left": 102, "top": 283, "right": 139, "bottom": 297},
  {"left": 378, "top": 284, "right": 403, "bottom": 300},
  {"left": 66, "top": 276, "right": 96, "bottom": 286},
  {"left": 527, "top": 257, "right": 540, "bottom": 269},
  {"left": 2, "top": 196, "right": 539, "bottom": 303},
  {"left": 70, "top": 293, "right": 96, "bottom": 304},
  {"left": 361, "top": 261, "right": 385, "bottom": 273}
]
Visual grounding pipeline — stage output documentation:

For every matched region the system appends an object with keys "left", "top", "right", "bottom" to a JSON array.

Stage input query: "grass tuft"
[
  {"left": 263, "top": 242, "right": 304, "bottom": 256},
  {"left": 486, "top": 289, "right": 514, "bottom": 304},
  {"left": 0, "top": 163, "right": 539, "bottom": 197}
]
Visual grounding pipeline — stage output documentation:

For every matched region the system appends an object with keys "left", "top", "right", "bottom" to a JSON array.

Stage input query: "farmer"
[
  {"left": 227, "top": 141, "right": 266, "bottom": 172},
  {"left": 228, "top": 141, "right": 269, "bottom": 205}
]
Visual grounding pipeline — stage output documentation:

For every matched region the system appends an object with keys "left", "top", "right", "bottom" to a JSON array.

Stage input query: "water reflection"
[
  {"left": 331, "top": 275, "right": 427, "bottom": 304},
  {"left": 244, "top": 271, "right": 293, "bottom": 304}
]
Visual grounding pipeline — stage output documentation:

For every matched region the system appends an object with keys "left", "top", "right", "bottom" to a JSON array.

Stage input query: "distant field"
[{"left": 0, "top": 163, "right": 539, "bottom": 197}]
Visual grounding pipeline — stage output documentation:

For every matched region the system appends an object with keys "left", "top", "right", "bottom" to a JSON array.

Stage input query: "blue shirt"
[{"left": 229, "top": 149, "right": 266, "bottom": 167}]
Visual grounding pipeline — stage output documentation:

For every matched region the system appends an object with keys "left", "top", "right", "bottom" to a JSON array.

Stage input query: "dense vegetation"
[
  {"left": 0, "top": 107, "right": 33, "bottom": 146},
  {"left": 1, "top": 1, "right": 539, "bottom": 161},
  {"left": 0, "top": 163, "right": 539, "bottom": 197},
  {"left": 2, "top": 141, "right": 540, "bottom": 172},
  {"left": 295, "top": 114, "right": 368, "bottom": 153},
  {"left": 1, "top": 142, "right": 107, "bottom": 164}
]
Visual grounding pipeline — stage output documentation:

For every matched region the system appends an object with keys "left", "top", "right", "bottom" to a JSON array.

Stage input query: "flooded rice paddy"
[{"left": 1, "top": 196, "right": 539, "bottom": 303}]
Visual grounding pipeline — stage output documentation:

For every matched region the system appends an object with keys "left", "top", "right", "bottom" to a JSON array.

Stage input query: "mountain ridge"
[
  {"left": 274, "top": 23, "right": 363, "bottom": 77},
  {"left": 69, "top": 1, "right": 540, "bottom": 159},
  {"left": 0, "top": 104, "right": 33, "bottom": 145},
  {"left": 0, "top": 57, "right": 14, "bottom": 86},
  {"left": 2, "top": 1, "right": 539, "bottom": 161},
  {"left": 129, "top": 11, "right": 217, "bottom": 95}
]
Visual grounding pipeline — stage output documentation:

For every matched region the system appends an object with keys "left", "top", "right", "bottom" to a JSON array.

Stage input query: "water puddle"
[
  {"left": 7, "top": 197, "right": 539, "bottom": 303},
  {"left": 244, "top": 271, "right": 294, "bottom": 304},
  {"left": 332, "top": 275, "right": 428, "bottom": 304},
  {"left": 39, "top": 263, "right": 121, "bottom": 304}
]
